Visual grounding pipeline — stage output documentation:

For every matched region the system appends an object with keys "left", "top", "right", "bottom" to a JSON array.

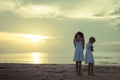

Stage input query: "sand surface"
[{"left": 0, "top": 64, "right": 120, "bottom": 80}]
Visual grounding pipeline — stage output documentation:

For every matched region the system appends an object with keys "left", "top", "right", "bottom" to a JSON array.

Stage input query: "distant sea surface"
[{"left": 0, "top": 52, "right": 119, "bottom": 66}]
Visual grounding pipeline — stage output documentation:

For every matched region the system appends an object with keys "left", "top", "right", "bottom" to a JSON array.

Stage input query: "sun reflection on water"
[{"left": 32, "top": 52, "right": 41, "bottom": 64}]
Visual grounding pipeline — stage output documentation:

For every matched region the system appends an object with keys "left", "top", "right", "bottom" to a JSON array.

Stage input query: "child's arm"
[
  {"left": 91, "top": 46, "right": 94, "bottom": 52},
  {"left": 82, "top": 38, "right": 85, "bottom": 50},
  {"left": 73, "top": 38, "right": 76, "bottom": 48}
]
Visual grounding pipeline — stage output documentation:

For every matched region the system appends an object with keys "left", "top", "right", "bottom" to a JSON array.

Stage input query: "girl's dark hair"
[
  {"left": 74, "top": 31, "right": 84, "bottom": 39},
  {"left": 89, "top": 37, "right": 96, "bottom": 42},
  {"left": 74, "top": 31, "right": 85, "bottom": 49}
]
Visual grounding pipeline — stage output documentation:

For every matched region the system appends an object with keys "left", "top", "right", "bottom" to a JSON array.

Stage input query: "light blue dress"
[
  {"left": 73, "top": 41, "right": 84, "bottom": 62},
  {"left": 85, "top": 43, "right": 94, "bottom": 64}
]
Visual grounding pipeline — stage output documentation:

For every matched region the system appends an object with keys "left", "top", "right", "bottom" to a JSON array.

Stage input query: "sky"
[{"left": 0, "top": 0, "right": 120, "bottom": 53}]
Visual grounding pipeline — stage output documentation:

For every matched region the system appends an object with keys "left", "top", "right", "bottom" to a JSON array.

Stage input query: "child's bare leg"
[
  {"left": 76, "top": 62, "right": 79, "bottom": 75},
  {"left": 78, "top": 61, "right": 81, "bottom": 75},
  {"left": 91, "top": 64, "right": 94, "bottom": 75},
  {"left": 88, "top": 63, "right": 91, "bottom": 75}
]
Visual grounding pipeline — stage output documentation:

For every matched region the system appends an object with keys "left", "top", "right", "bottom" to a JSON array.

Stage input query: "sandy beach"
[{"left": 0, "top": 64, "right": 120, "bottom": 80}]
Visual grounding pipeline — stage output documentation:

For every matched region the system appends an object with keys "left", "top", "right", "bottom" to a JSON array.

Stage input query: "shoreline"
[
  {"left": 0, "top": 63, "right": 120, "bottom": 80},
  {"left": 0, "top": 63, "right": 120, "bottom": 66}
]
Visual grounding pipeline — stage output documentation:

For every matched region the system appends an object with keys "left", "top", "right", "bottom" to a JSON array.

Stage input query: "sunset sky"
[{"left": 0, "top": 0, "right": 120, "bottom": 53}]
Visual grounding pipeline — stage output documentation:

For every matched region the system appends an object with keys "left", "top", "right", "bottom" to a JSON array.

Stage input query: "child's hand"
[{"left": 91, "top": 46, "right": 94, "bottom": 52}]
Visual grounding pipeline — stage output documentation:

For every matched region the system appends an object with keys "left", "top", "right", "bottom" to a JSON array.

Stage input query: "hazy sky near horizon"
[{"left": 0, "top": 0, "right": 120, "bottom": 53}]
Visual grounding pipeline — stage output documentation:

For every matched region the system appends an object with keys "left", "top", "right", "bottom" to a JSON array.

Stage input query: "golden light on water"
[
  {"left": 32, "top": 52, "right": 41, "bottom": 64},
  {"left": 0, "top": 32, "right": 49, "bottom": 64}
]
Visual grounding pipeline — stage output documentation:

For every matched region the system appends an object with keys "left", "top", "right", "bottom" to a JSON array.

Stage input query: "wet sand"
[{"left": 0, "top": 64, "right": 120, "bottom": 80}]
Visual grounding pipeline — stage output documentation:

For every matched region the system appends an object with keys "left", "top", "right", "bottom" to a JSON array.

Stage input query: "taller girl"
[{"left": 73, "top": 31, "right": 85, "bottom": 75}]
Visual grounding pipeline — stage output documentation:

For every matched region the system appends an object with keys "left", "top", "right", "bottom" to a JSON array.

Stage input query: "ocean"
[{"left": 0, "top": 52, "right": 119, "bottom": 66}]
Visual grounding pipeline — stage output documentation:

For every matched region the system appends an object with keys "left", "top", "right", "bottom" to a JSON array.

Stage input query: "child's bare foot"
[
  {"left": 88, "top": 73, "right": 95, "bottom": 76},
  {"left": 76, "top": 73, "right": 79, "bottom": 75},
  {"left": 88, "top": 72, "right": 91, "bottom": 76},
  {"left": 91, "top": 73, "right": 95, "bottom": 76},
  {"left": 78, "top": 73, "right": 83, "bottom": 76},
  {"left": 76, "top": 72, "right": 78, "bottom": 75}
]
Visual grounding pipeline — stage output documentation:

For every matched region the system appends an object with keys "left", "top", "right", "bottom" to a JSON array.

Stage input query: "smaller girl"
[{"left": 85, "top": 37, "right": 96, "bottom": 75}]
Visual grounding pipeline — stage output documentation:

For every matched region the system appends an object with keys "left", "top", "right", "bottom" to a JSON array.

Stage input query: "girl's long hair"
[
  {"left": 74, "top": 31, "right": 84, "bottom": 39},
  {"left": 74, "top": 31, "right": 85, "bottom": 49}
]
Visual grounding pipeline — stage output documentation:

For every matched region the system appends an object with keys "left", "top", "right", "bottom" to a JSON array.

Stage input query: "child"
[
  {"left": 73, "top": 32, "right": 85, "bottom": 75},
  {"left": 85, "top": 37, "right": 96, "bottom": 75}
]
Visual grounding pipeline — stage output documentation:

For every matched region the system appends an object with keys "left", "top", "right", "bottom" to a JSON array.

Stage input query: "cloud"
[
  {"left": 0, "top": 0, "right": 119, "bottom": 19},
  {"left": 116, "top": 23, "right": 120, "bottom": 27},
  {"left": 15, "top": 5, "right": 62, "bottom": 18},
  {"left": 0, "top": 0, "right": 16, "bottom": 11},
  {"left": 109, "top": 7, "right": 120, "bottom": 26},
  {"left": 0, "top": 0, "right": 60, "bottom": 18},
  {"left": 112, "top": 0, "right": 120, "bottom": 5},
  {"left": 93, "top": 5, "right": 120, "bottom": 30},
  {"left": 0, "top": 32, "right": 49, "bottom": 42},
  {"left": 92, "top": 0, "right": 120, "bottom": 18},
  {"left": 93, "top": 12, "right": 106, "bottom": 17},
  {"left": 110, "top": 8, "right": 120, "bottom": 16},
  {"left": 93, "top": 10, "right": 119, "bottom": 18}
]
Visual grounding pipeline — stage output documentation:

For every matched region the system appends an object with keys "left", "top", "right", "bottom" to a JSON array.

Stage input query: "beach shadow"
[{"left": 74, "top": 74, "right": 104, "bottom": 80}]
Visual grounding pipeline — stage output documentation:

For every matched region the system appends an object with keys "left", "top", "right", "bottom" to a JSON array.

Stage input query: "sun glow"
[
  {"left": 0, "top": 32, "right": 49, "bottom": 43},
  {"left": 32, "top": 52, "right": 41, "bottom": 64},
  {"left": 19, "top": 34, "right": 49, "bottom": 42}
]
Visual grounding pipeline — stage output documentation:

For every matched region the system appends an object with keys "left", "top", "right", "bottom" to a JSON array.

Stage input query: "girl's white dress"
[
  {"left": 73, "top": 41, "right": 84, "bottom": 62},
  {"left": 85, "top": 43, "right": 94, "bottom": 64}
]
